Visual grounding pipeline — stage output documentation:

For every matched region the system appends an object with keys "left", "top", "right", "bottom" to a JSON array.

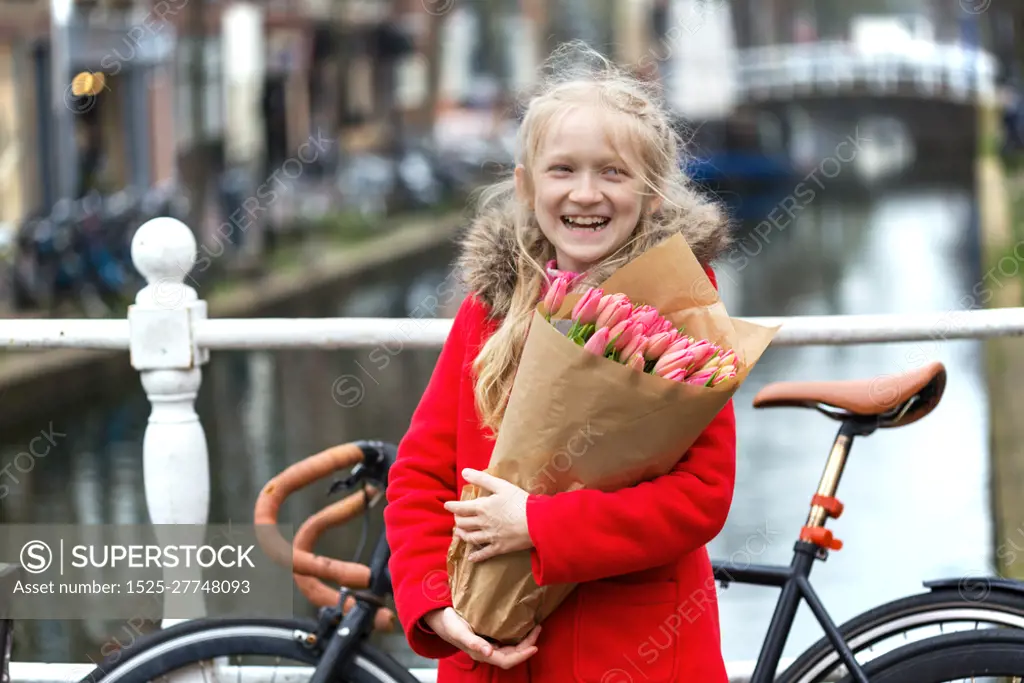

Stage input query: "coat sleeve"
[
  {"left": 525, "top": 266, "right": 738, "bottom": 586},
  {"left": 383, "top": 294, "right": 483, "bottom": 660}
]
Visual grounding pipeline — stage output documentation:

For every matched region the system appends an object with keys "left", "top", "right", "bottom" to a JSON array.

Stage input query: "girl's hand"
[
  {"left": 423, "top": 607, "right": 541, "bottom": 669},
  {"left": 445, "top": 468, "right": 533, "bottom": 562}
]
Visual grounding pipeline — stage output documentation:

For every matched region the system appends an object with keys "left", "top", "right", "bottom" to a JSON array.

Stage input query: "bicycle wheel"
[
  {"left": 79, "top": 618, "right": 420, "bottom": 683},
  {"left": 779, "top": 587, "right": 1024, "bottom": 683},
  {"left": 836, "top": 628, "right": 1024, "bottom": 682}
]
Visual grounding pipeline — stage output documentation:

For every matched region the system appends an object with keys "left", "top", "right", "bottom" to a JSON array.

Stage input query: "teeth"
[{"left": 563, "top": 216, "right": 610, "bottom": 229}]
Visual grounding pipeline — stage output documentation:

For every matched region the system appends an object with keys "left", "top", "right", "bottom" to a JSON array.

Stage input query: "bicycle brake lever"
[
  {"left": 328, "top": 463, "right": 366, "bottom": 496},
  {"left": 327, "top": 476, "right": 355, "bottom": 496}
]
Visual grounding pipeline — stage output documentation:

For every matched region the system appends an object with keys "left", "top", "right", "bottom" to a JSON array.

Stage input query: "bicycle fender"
[{"left": 924, "top": 575, "right": 1024, "bottom": 598}]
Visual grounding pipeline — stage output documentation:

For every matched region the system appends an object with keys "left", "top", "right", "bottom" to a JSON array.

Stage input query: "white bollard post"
[{"left": 128, "top": 217, "right": 211, "bottom": 628}]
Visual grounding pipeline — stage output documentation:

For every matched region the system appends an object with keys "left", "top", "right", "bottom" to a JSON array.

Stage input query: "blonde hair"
[{"left": 470, "top": 41, "right": 719, "bottom": 434}]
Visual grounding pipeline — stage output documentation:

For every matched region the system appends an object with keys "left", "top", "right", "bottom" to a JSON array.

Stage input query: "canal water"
[{"left": 0, "top": 176, "right": 991, "bottom": 670}]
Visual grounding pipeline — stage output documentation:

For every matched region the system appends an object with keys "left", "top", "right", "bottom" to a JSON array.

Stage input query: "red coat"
[{"left": 384, "top": 267, "right": 736, "bottom": 683}]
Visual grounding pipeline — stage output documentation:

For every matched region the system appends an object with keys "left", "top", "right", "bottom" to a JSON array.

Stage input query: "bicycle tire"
[
  {"left": 779, "top": 587, "right": 1024, "bottom": 683},
  {"left": 835, "top": 628, "right": 1024, "bottom": 682},
  {"left": 78, "top": 618, "right": 420, "bottom": 683}
]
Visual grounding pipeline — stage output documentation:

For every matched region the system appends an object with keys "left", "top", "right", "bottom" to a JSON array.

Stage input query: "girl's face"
[{"left": 515, "top": 104, "right": 660, "bottom": 274}]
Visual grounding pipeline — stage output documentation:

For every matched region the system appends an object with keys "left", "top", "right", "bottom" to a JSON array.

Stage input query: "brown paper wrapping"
[{"left": 445, "top": 233, "right": 780, "bottom": 644}]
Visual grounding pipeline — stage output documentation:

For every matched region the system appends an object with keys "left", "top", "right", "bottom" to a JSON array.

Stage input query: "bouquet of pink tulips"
[
  {"left": 447, "top": 234, "right": 780, "bottom": 645},
  {"left": 540, "top": 285, "right": 739, "bottom": 388}
]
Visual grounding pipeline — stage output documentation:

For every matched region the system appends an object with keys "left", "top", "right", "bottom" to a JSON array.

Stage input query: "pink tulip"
[
  {"left": 606, "top": 319, "right": 630, "bottom": 348},
  {"left": 596, "top": 298, "right": 632, "bottom": 329},
  {"left": 658, "top": 319, "right": 677, "bottom": 335},
  {"left": 655, "top": 345, "right": 694, "bottom": 366},
  {"left": 625, "top": 350, "right": 646, "bottom": 371},
  {"left": 686, "top": 341, "right": 715, "bottom": 369},
  {"left": 644, "top": 331, "right": 676, "bottom": 361},
  {"left": 571, "top": 288, "right": 603, "bottom": 325},
  {"left": 703, "top": 350, "right": 733, "bottom": 372},
  {"left": 711, "top": 370, "right": 736, "bottom": 386},
  {"left": 654, "top": 358, "right": 693, "bottom": 379},
  {"left": 540, "top": 277, "right": 568, "bottom": 318},
  {"left": 664, "top": 335, "right": 693, "bottom": 357},
  {"left": 631, "top": 305, "right": 663, "bottom": 334},
  {"left": 702, "top": 354, "right": 723, "bottom": 371},
  {"left": 653, "top": 349, "right": 695, "bottom": 377},
  {"left": 663, "top": 368, "right": 687, "bottom": 382},
  {"left": 686, "top": 368, "right": 717, "bottom": 386},
  {"left": 614, "top": 329, "right": 647, "bottom": 358},
  {"left": 595, "top": 293, "right": 628, "bottom": 319},
  {"left": 613, "top": 321, "right": 646, "bottom": 353},
  {"left": 583, "top": 327, "right": 612, "bottom": 357}
]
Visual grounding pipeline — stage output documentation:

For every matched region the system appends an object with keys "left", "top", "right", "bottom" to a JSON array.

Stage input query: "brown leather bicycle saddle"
[{"left": 752, "top": 361, "right": 946, "bottom": 428}]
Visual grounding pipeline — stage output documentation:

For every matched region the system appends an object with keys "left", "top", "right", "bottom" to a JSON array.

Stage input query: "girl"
[{"left": 383, "top": 42, "right": 737, "bottom": 683}]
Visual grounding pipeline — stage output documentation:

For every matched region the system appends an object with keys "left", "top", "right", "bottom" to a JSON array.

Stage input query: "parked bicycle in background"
[{"left": 8, "top": 182, "right": 189, "bottom": 318}]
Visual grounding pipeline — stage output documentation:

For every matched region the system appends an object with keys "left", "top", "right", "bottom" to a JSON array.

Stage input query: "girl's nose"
[{"left": 569, "top": 177, "right": 602, "bottom": 204}]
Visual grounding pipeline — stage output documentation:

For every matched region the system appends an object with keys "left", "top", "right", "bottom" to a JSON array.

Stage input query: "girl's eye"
[
  {"left": 550, "top": 165, "right": 572, "bottom": 173},
  {"left": 604, "top": 167, "right": 626, "bottom": 177}
]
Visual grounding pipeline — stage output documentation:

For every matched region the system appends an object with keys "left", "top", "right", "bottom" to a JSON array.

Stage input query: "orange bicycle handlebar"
[{"left": 253, "top": 442, "right": 395, "bottom": 631}]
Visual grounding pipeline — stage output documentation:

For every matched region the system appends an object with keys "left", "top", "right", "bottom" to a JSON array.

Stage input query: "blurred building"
[
  {"left": 0, "top": 0, "right": 421, "bottom": 221},
  {"left": 0, "top": 30, "right": 30, "bottom": 226},
  {"left": 0, "top": 0, "right": 56, "bottom": 222},
  {"left": 0, "top": 0, "right": 178, "bottom": 214}
]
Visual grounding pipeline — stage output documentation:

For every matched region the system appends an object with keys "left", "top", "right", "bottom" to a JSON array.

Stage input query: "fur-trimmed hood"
[{"left": 454, "top": 196, "right": 733, "bottom": 319}]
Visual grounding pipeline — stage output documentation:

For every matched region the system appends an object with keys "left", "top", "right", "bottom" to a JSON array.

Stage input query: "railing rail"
[
  {"left": 0, "top": 217, "right": 1008, "bottom": 683},
  {"left": 8, "top": 658, "right": 829, "bottom": 683},
  {"left": 5, "top": 306, "right": 1024, "bottom": 351}
]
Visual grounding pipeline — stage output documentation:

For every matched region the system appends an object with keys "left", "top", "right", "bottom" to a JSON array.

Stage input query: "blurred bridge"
[
  {"left": 734, "top": 40, "right": 997, "bottom": 105},
  {"left": 736, "top": 40, "right": 998, "bottom": 180},
  {"left": 664, "top": 0, "right": 999, "bottom": 182}
]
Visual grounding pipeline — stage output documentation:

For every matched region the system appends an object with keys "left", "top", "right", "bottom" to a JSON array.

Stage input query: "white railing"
[
  {"left": 735, "top": 40, "right": 999, "bottom": 104},
  {"left": 3, "top": 216, "right": 1022, "bottom": 683},
  {"left": 5, "top": 658, "right": 818, "bottom": 683}
]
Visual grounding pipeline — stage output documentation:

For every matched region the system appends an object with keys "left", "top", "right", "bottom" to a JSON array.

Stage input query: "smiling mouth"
[{"left": 561, "top": 215, "right": 610, "bottom": 231}]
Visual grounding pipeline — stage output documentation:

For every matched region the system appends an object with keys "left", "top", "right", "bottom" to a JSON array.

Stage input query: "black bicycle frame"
[
  {"left": 711, "top": 417, "right": 882, "bottom": 683},
  {"left": 713, "top": 540, "right": 868, "bottom": 683},
  {"left": 309, "top": 532, "right": 399, "bottom": 683},
  {"left": 309, "top": 441, "right": 418, "bottom": 683}
]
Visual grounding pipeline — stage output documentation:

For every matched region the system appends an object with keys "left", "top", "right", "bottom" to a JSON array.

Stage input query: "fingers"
[
  {"left": 517, "top": 624, "right": 542, "bottom": 651},
  {"left": 486, "top": 645, "right": 539, "bottom": 669},
  {"left": 482, "top": 628, "right": 542, "bottom": 669},
  {"left": 455, "top": 528, "right": 494, "bottom": 546},
  {"left": 461, "top": 636, "right": 496, "bottom": 661},
  {"left": 443, "top": 611, "right": 494, "bottom": 660},
  {"left": 467, "top": 542, "right": 499, "bottom": 563},
  {"left": 453, "top": 515, "right": 484, "bottom": 531},
  {"left": 444, "top": 499, "right": 479, "bottom": 515},
  {"left": 461, "top": 468, "right": 507, "bottom": 493},
  {"left": 447, "top": 610, "right": 542, "bottom": 671}
]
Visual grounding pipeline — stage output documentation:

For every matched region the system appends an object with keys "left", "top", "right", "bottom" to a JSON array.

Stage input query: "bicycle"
[
  {"left": 720, "top": 359, "right": 1024, "bottom": 682},
  {"left": 78, "top": 363, "right": 1024, "bottom": 683}
]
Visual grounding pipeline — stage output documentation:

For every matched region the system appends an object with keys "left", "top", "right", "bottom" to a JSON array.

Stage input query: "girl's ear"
[{"left": 647, "top": 193, "right": 663, "bottom": 215}]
